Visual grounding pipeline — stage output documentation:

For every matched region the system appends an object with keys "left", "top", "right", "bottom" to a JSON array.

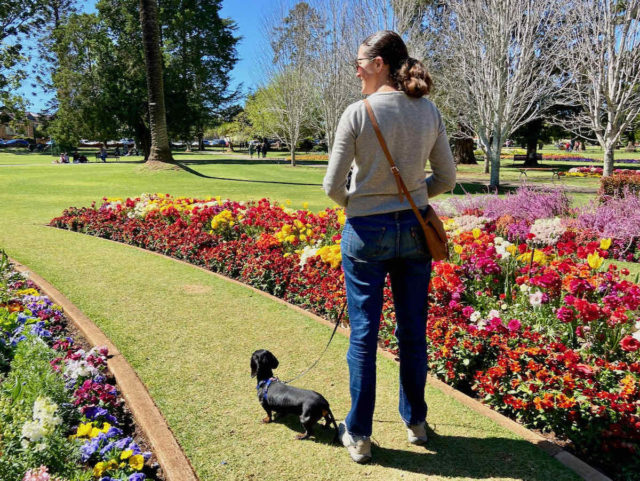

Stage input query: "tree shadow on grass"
[
  {"left": 174, "top": 156, "right": 325, "bottom": 167},
  {"left": 173, "top": 162, "right": 324, "bottom": 186}
]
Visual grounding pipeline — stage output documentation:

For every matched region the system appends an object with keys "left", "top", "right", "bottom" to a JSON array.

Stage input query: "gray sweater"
[{"left": 323, "top": 91, "right": 456, "bottom": 217}]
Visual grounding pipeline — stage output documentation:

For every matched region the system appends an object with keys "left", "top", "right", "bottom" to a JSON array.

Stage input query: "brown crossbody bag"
[{"left": 363, "top": 98, "right": 449, "bottom": 262}]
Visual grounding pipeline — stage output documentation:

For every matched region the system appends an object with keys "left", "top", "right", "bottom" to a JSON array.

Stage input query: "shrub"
[{"left": 599, "top": 174, "right": 640, "bottom": 200}]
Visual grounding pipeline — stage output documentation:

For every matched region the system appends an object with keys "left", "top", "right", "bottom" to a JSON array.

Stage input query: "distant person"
[
  {"left": 262, "top": 140, "right": 269, "bottom": 158},
  {"left": 78, "top": 154, "right": 88, "bottom": 163},
  {"left": 99, "top": 146, "right": 107, "bottom": 163},
  {"left": 115, "top": 146, "right": 121, "bottom": 156},
  {"left": 72, "top": 151, "right": 79, "bottom": 163},
  {"left": 249, "top": 142, "right": 255, "bottom": 158}
]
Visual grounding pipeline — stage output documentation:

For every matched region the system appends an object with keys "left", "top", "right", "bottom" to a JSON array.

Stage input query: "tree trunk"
[
  {"left": 523, "top": 118, "right": 541, "bottom": 167},
  {"left": 489, "top": 136, "right": 502, "bottom": 190},
  {"left": 603, "top": 146, "right": 614, "bottom": 177},
  {"left": 290, "top": 146, "right": 296, "bottom": 167},
  {"left": 524, "top": 136, "right": 539, "bottom": 167},
  {"left": 454, "top": 121, "right": 477, "bottom": 164},
  {"left": 483, "top": 154, "right": 490, "bottom": 174},
  {"left": 139, "top": 0, "right": 174, "bottom": 164},
  {"left": 453, "top": 137, "right": 477, "bottom": 164}
]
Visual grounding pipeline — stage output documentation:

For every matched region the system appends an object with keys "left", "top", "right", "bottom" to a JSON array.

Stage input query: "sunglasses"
[{"left": 354, "top": 57, "right": 375, "bottom": 70}]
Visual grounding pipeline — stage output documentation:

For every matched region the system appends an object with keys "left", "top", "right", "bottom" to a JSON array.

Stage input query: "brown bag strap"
[{"left": 363, "top": 98, "right": 431, "bottom": 232}]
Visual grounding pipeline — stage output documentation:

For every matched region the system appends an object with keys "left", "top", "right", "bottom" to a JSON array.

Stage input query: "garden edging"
[
  {"left": 36, "top": 231, "right": 612, "bottom": 481},
  {"left": 9, "top": 257, "right": 199, "bottom": 481}
]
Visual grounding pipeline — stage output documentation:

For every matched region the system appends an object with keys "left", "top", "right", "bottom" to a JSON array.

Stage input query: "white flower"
[
  {"left": 529, "top": 291, "right": 544, "bottom": 307},
  {"left": 500, "top": 303, "right": 508, "bottom": 310},
  {"left": 635, "top": 320, "right": 640, "bottom": 331},
  {"left": 529, "top": 217, "right": 566, "bottom": 246},
  {"left": 470, "top": 311, "right": 481, "bottom": 323},
  {"left": 633, "top": 330, "right": 640, "bottom": 342},
  {"left": 450, "top": 215, "right": 490, "bottom": 233},
  {"left": 299, "top": 246, "right": 319, "bottom": 269},
  {"left": 488, "top": 309, "right": 501, "bottom": 320},
  {"left": 520, "top": 284, "right": 530, "bottom": 292},
  {"left": 21, "top": 420, "right": 46, "bottom": 442}
]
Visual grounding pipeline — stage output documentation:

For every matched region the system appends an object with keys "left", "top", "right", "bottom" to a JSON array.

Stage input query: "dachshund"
[{"left": 250, "top": 349, "right": 339, "bottom": 442}]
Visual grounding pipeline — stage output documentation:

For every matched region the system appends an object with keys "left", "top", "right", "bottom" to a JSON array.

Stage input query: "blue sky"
[{"left": 19, "top": 0, "right": 265, "bottom": 112}]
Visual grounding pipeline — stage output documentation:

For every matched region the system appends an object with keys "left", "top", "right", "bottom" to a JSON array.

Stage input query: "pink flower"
[
  {"left": 574, "top": 363, "right": 595, "bottom": 377},
  {"left": 462, "top": 306, "right": 475, "bottom": 318},
  {"left": 23, "top": 466, "right": 50, "bottom": 481},
  {"left": 556, "top": 306, "right": 575, "bottom": 323},
  {"left": 507, "top": 319, "right": 521, "bottom": 332}
]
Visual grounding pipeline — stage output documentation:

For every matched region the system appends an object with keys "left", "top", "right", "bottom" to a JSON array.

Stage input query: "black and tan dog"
[{"left": 250, "top": 349, "right": 339, "bottom": 442}]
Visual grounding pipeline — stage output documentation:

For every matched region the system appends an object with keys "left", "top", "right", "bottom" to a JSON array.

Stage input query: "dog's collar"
[{"left": 257, "top": 377, "right": 277, "bottom": 401}]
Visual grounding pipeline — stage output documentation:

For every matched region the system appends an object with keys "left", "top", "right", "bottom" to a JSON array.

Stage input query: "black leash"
[{"left": 282, "top": 301, "right": 347, "bottom": 385}]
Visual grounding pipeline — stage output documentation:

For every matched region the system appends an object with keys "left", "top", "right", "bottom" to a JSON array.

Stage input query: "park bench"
[
  {"left": 94, "top": 152, "right": 120, "bottom": 162},
  {"left": 512, "top": 153, "right": 542, "bottom": 165},
  {"left": 518, "top": 167, "right": 560, "bottom": 181}
]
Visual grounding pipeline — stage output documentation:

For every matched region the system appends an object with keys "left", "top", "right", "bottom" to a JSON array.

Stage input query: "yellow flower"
[
  {"left": 599, "top": 238, "right": 612, "bottom": 250},
  {"left": 107, "top": 459, "right": 118, "bottom": 470},
  {"left": 121, "top": 449, "right": 133, "bottom": 460},
  {"left": 300, "top": 234, "right": 307, "bottom": 242},
  {"left": 101, "top": 422, "right": 112, "bottom": 433},
  {"left": 517, "top": 251, "right": 548, "bottom": 265},
  {"left": 93, "top": 462, "right": 107, "bottom": 477},
  {"left": 90, "top": 427, "right": 101, "bottom": 438},
  {"left": 302, "top": 202, "right": 309, "bottom": 209},
  {"left": 587, "top": 252, "right": 603, "bottom": 269},
  {"left": 76, "top": 422, "right": 93, "bottom": 438},
  {"left": 472, "top": 228, "right": 481, "bottom": 239},
  {"left": 285, "top": 199, "right": 292, "bottom": 206},
  {"left": 506, "top": 245, "right": 517, "bottom": 255},
  {"left": 453, "top": 244, "right": 463, "bottom": 255},
  {"left": 129, "top": 454, "right": 144, "bottom": 470}
]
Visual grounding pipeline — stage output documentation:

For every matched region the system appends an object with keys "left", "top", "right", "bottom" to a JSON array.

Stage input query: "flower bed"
[
  {"left": 0, "top": 251, "right": 159, "bottom": 481},
  {"left": 559, "top": 166, "right": 640, "bottom": 178},
  {"left": 434, "top": 185, "right": 640, "bottom": 264},
  {"left": 49, "top": 193, "right": 640, "bottom": 480}
]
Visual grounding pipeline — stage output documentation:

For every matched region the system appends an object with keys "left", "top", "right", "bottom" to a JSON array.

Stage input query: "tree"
[
  {"left": 0, "top": 0, "right": 44, "bottom": 111},
  {"left": 261, "top": 2, "right": 322, "bottom": 166},
  {"left": 555, "top": 0, "right": 640, "bottom": 176},
  {"left": 138, "top": 0, "right": 174, "bottom": 164},
  {"left": 48, "top": 13, "right": 119, "bottom": 150},
  {"left": 161, "top": 0, "right": 239, "bottom": 150},
  {"left": 437, "top": 0, "right": 565, "bottom": 189},
  {"left": 307, "top": 0, "right": 362, "bottom": 154}
]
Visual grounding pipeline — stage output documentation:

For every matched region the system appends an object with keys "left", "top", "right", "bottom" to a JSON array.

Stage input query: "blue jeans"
[{"left": 341, "top": 209, "right": 432, "bottom": 437}]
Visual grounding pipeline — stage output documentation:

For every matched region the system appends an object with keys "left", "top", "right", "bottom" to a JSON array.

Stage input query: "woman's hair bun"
[{"left": 395, "top": 57, "right": 432, "bottom": 98}]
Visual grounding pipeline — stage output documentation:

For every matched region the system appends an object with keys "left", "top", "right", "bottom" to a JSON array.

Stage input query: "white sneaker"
[
  {"left": 406, "top": 422, "right": 428, "bottom": 445},
  {"left": 338, "top": 422, "right": 372, "bottom": 464}
]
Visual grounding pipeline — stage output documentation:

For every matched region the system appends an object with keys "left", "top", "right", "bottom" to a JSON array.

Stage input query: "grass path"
[{"left": 0, "top": 153, "right": 585, "bottom": 480}]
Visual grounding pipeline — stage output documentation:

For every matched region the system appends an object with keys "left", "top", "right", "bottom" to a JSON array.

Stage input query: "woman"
[{"left": 323, "top": 31, "right": 456, "bottom": 464}]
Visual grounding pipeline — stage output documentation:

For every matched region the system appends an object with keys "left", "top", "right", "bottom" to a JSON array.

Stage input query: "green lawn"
[{"left": 0, "top": 150, "right": 614, "bottom": 480}]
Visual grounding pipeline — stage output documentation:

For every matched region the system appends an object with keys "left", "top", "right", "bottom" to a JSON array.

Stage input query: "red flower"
[{"left": 620, "top": 336, "right": 640, "bottom": 352}]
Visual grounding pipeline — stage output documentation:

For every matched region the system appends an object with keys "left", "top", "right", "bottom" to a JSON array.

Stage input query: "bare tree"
[
  {"left": 555, "top": 0, "right": 640, "bottom": 176},
  {"left": 139, "top": 0, "right": 174, "bottom": 164},
  {"left": 437, "top": 0, "right": 564, "bottom": 189},
  {"left": 257, "top": 2, "right": 323, "bottom": 166},
  {"left": 307, "top": 0, "right": 362, "bottom": 154}
]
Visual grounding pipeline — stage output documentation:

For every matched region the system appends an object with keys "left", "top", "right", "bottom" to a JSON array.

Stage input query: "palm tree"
[{"left": 139, "top": 0, "right": 174, "bottom": 164}]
